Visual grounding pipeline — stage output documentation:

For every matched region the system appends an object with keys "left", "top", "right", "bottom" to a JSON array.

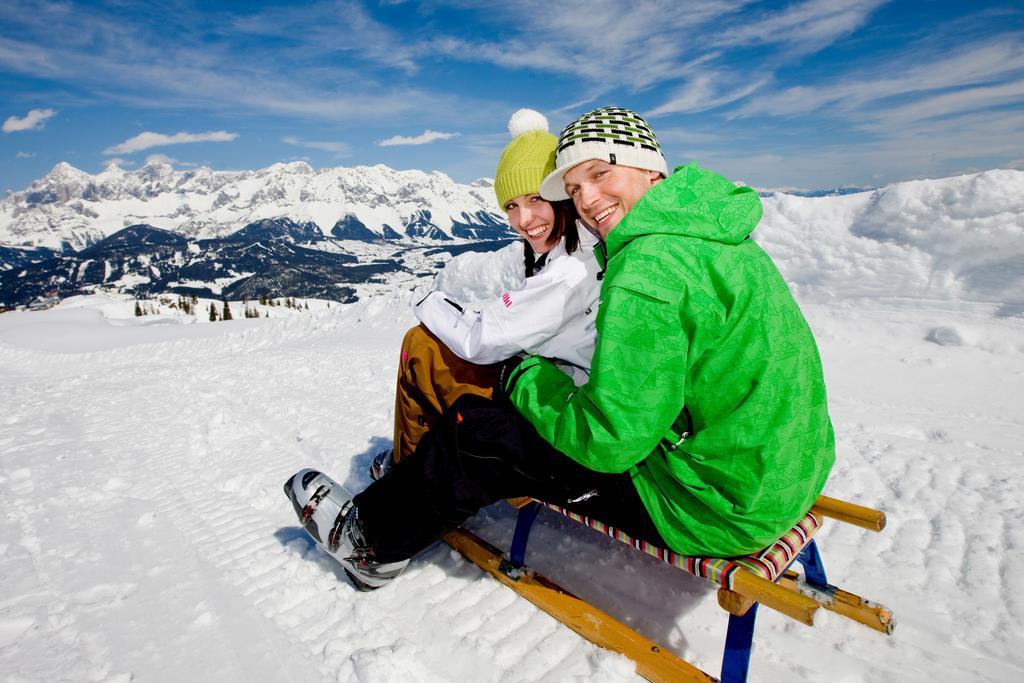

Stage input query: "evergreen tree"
[
  {"left": 191, "top": 295, "right": 198, "bottom": 306},
  {"left": 134, "top": 301, "right": 143, "bottom": 317},
  {"left": 209, "top": 302, "right": 218, "bottom": 321},
  {"left": 222, "top": 300, "right": 233, "bottom": 321}
]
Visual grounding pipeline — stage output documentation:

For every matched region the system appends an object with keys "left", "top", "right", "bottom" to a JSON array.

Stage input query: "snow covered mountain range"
[
  {"left": 2, "top": 163, "right": 1022, "bottom": 312},
  {"left": 0, "top": 160, "right": 508, "bottom": 251},
  {"left": 0, "top": 161, "right": 515, "bottom": 307}
]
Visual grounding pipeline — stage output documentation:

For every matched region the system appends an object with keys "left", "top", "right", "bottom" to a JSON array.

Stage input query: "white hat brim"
[
  {"left": 539, "top": 148, "right": 669, "bottom": 202},
  {"left": 540, "top": 157, "right": 598, "bottom": 201}
]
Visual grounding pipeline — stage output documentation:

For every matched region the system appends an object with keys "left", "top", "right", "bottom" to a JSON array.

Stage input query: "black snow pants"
[{"left": 354, "top": 394, "right": 667, "bottom": 563}]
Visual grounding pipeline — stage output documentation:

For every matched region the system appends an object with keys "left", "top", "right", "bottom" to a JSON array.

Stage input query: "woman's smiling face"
[{"left": 504, "top": 193, "right": 557, "bottom": 254}]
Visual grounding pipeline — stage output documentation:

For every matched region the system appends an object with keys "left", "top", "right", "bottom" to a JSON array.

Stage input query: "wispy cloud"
[
  {"left": 282, "top": 136, "right": 352, "bottom": 156},
  {"left": 869, "top": 79, "right": 1024, "bottom": 127},
  {"left": 144, "top": 153, "right": 176, "bottom": 166},
  {"left": 425, "top": 1, "right": 744, "bottom": 91},
  {"left": 16, "top": 151, "right": 35, "bottom": 158},
  {"left": 424, "top": 1, "right": 884, "bottom": 123},
  {"left": 649, "top": 75, "right": 769, "bottom": 117},
  {"left": 735, "top": 40, "right": 1024, "bottom": 120},
  {"left": 3, "top": 108, "right": 56, "bottom": 133},
  {"left": 0, "top": 2, "right": 480, "bottom": 125},
  {"left": 716, "top": 0, "right": 888, "bottom": 53},
  {"left": 700, "top": 107, "right": 1024, "bottom": 189},
  {"left": 229, "top": 1, "right": 420, "bottom": 75},
  {"left": 378, "top": 130, "right": 460, "bottom": 146},
  {"left": 104, "top": 131, "right": 238, "bottom": 155},
  {"left": 142, "top": 152, "right": 197, "bottom": 168}
]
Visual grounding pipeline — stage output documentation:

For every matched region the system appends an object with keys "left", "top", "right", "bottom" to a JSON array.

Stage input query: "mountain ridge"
[{"left": 0, "top": 160, "right": 507, "bottom": 251}]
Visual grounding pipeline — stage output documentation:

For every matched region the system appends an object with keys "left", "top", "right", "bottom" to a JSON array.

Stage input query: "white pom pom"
[{"left": 508, "top": 108, "right": 549, "bottom": 138}]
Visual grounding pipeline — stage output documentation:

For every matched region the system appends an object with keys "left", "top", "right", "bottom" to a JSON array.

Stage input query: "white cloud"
[
  {"left": 282, "top": 136, "right": 351, "bottom": 156},
  {"left": 144, "top": 153, "right": 177, "bottom": 165},
  {"left": 3, "top": 108, "right": 57, "bottom": 133},
  {"left": 716, "top": 0, "right": 887, "bottom": 53},
  {"left": 702, "top": 107, "right": 1024, "bottom": 189},
  {"left": 16, "top": 151, "right": 35, "bottom": 158},
  {"left": 143, "top": 152, "right": 199, "bottom": 168},
  {"left": 104, "top": 130, "right": 238, "bottom": 155},
  {"left": 871, "top": 79, "right": 1024, "bottom": 127},
  {"left": 422, "top": 2, "right": 742, "bottom": 91},
  {"left": 230, "top": 1, "right": 420, "bottom": 75},
  {"left": 378, "top": 130, "right": 460, "bottom": 147},
  {"left": 736, "top": 41, "right": 1024, "bottom": 120},
  {"left": 649, "top": 75, "right": 769, "bottom": 117}
]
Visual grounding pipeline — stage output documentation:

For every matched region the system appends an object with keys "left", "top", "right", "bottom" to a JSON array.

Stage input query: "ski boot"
[
  {"left": 283, "top": 468, "right": 408, "bottom": 591},
  {"left": 369, "top": 449, "right": 393, "bottom": 481}
]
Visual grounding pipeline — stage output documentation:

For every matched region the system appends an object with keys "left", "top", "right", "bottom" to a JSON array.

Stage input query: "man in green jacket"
[
  {"left": 507, "top": 106, "right": 835, "bottom": 556},
  {"left": 286, "top": 107, "right": 835, "bottom": 590}
]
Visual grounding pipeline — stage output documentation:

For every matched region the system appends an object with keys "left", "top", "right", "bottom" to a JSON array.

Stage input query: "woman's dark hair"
[{"left": 523, "top": 199, "right": 580, "bottom": 277}]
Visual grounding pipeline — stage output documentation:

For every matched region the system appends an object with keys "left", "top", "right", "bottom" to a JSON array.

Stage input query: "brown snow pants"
[{"left": 392, "top": 325, "right": 500, "bottom": 463}]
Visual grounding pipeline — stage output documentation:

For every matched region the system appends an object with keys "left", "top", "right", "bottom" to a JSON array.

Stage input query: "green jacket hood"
[{"left": 605, "top": 163, "right": 763, "bottom": 260}]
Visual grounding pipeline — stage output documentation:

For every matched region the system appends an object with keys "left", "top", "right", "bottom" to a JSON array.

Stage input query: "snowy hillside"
[
  {"left": 0, "top": 160, "right": 505, "bottom": 250},
  {"left": 1, "top": 170, "right": 1022, "bottom": 682},
  {"left": 756, "top": 169, "right": 1024, "bottom": 310}
]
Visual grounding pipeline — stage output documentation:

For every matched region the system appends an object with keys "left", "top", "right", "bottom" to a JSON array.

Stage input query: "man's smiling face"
[{"left": 563, "top": 159, "right": 661, "bottom": 239}]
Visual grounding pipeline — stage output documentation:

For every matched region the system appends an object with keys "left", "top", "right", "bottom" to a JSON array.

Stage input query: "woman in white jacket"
[
  {"left": 414, "top": 200, "right": 600, "bottom": 384},
  {"left": 381, "top": 110, "right": 601, "bottom": 471}
]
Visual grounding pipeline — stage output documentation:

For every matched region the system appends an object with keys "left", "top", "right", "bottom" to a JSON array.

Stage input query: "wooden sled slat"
[
  {"left": 778, "top": 570, "right": 895, "bottom": 634},
  {"left": 727, "top": 568, "right": 820, "bottom": 626},
  {"left": 811, "top": 495, "right": 886, "bottom": 532},
  {"left": 443, "top": 528, "right": 715, "bottom": 683}
]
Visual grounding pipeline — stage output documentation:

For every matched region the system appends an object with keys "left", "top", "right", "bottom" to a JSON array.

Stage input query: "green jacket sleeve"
[{"left": 509, "top": 264, "right": 693, "bottom": 473}]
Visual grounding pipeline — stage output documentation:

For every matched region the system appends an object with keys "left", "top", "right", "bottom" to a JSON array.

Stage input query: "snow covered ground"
[{"left": 1, "top": 170, "right": 1023, "bottom": 681}]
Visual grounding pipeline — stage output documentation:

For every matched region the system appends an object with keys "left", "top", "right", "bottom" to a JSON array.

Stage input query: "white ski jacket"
[{"left": 415, "top": 224, "right": 601, "bottom": 384}]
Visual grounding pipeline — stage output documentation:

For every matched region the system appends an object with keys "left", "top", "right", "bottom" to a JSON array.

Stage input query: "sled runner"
[{"left": 444, "top": 494, "right": 893, "bottom": 683}]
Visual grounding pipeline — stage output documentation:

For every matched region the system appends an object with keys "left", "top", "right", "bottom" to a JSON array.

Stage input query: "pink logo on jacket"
[{"left": 501, "top": 292, "right": 512, "bottom": 308}]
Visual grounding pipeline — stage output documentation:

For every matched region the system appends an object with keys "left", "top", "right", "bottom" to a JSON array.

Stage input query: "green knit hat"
[{"left": 494, "top": 109, "right": 557, "bottom": 208}]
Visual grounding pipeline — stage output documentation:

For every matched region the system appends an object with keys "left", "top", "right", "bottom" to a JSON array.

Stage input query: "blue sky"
[{"left": 1, "top": 0, "right": 1022, "bottom": 193}]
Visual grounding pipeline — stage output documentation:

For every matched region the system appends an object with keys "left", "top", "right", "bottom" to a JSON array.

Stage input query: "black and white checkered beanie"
[{"left": 539, "top": 106, "right": 669, "bottom": 200}]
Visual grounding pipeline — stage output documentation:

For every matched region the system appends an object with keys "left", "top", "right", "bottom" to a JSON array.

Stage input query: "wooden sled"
[{"left": 443, "top": 494, "right": 893, "bottom": 683}]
